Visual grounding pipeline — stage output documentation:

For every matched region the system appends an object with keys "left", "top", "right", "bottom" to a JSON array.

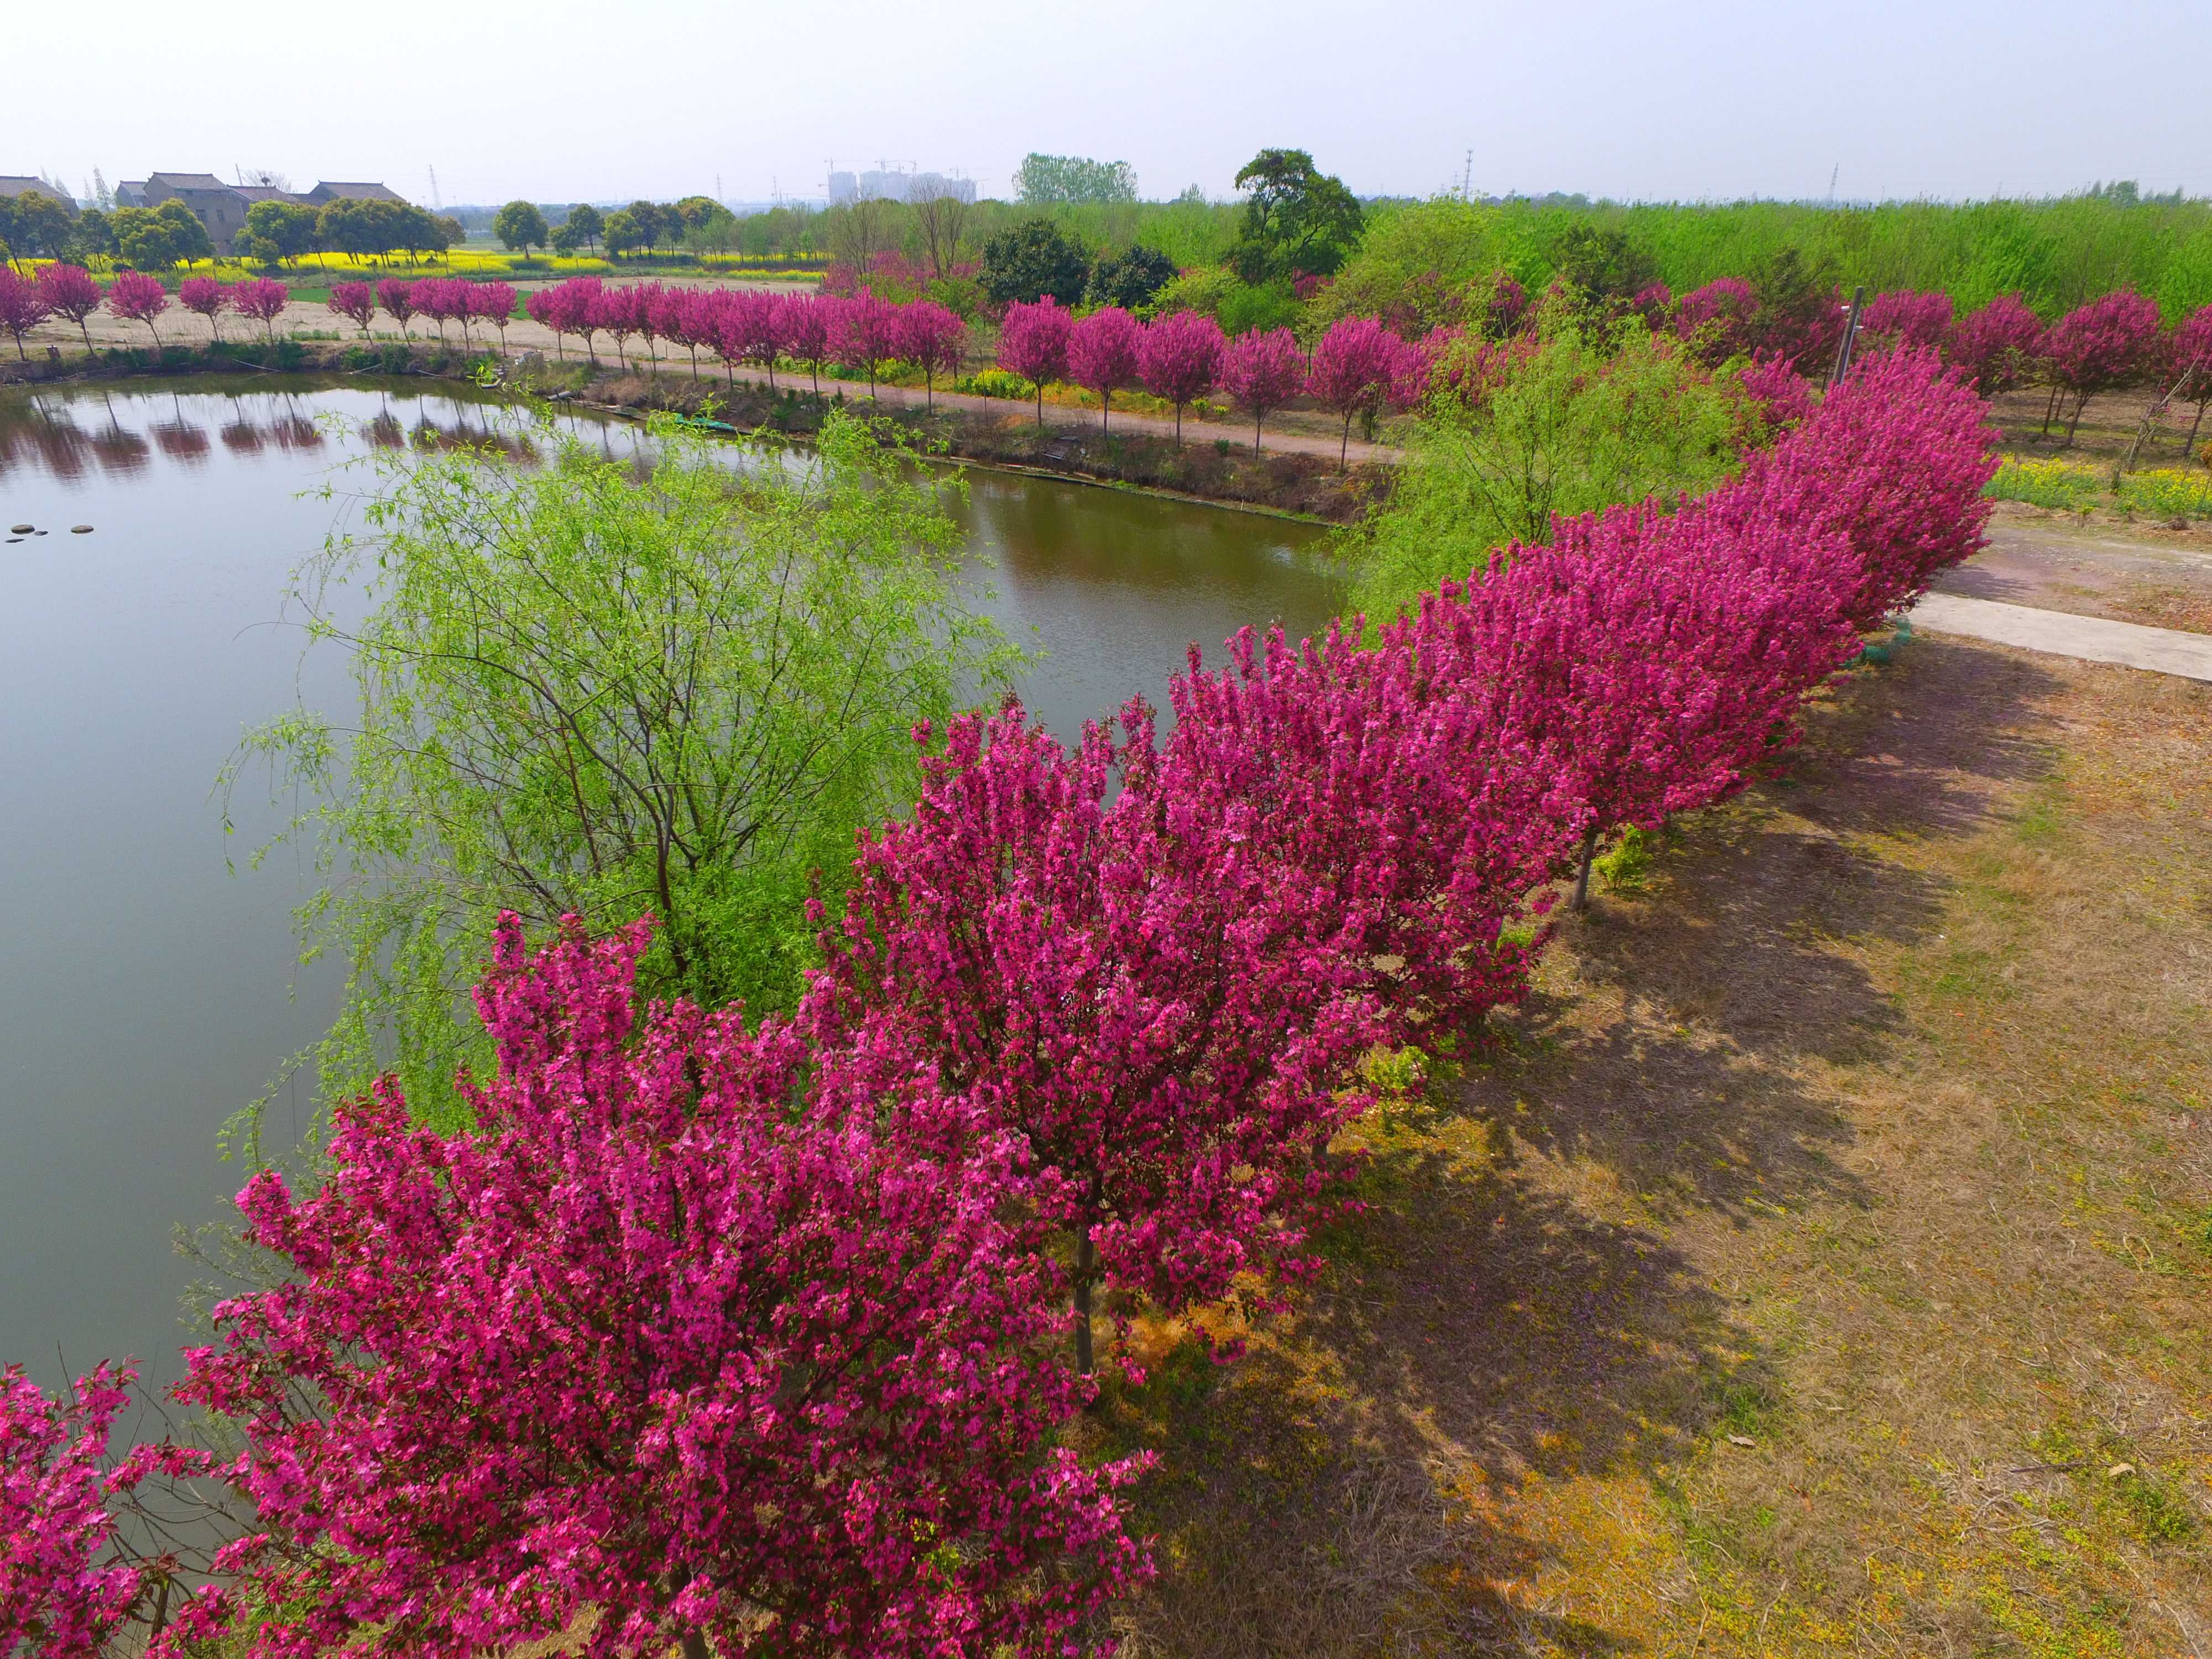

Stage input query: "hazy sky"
[{"left": 13, "top": 0, "right": 2208, "bottom": 207}]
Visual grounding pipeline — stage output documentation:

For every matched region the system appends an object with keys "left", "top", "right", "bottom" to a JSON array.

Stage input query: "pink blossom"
[
  {"left": 1219, "top": 327, "right": 1307, "bottom": 453},
  {"left": 996, "top": 296, "right": 1072, "bottom": 425},
  {"left": 105, "top": 270, "right": 170, "bottom": 347},
  {"left": 1136, "top": 309, "right": 1225, "bottom": 441},
  {"left": 1066, "top": 306, "right": 1140, "bottom": 432}
]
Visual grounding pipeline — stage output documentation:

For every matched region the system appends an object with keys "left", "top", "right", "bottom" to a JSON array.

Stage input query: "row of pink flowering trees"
[
  {"left": 520, "top": 277, "right": 969, "bottom": 403},
  {"left": 3, "top": 345, "right": 1999, "bottom": 1659},
  {"left": 998, "top": 300, "right": 1421, "bottom": 461},
  {"left": 1650, "top": 277, "right": 2212, "bottom": 448}
]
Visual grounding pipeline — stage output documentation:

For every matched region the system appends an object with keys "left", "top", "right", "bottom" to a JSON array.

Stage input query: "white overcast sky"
[{"left": 13, "top": 0, "right": 2208, "bottom": 206}]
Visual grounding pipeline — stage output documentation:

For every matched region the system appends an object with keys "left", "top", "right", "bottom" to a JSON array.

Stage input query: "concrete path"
[{"left": 1910, "top": 591, "right": 2212, "bottom": 682}]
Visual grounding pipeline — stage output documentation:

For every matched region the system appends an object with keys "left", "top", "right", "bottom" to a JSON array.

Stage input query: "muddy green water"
[{"left": 0, "top": 376, "right": 1343, "bottom": 1394}]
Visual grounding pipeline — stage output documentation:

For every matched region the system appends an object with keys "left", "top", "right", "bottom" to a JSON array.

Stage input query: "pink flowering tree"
[
  {"left": 778, "top": 293, "right": 834, "bottom": 393},
  {"left": 997, "top": 296, "right": 1072, "bottom": 425},
  {"left": 1066, "top": 306, "right": 1140, "bottom": 432},
  {"left": 1219, "top": 326, "right": 1306, "bottom": 453},
  {"left": 2042, "top": 288, "right": 2163, "bottom": 442},
  {"left": 0, "top": 1362, "right": 222, "bottom": 1657},
  {"left": 471, "top": 281, "right": 519, "bottom": 352},
  {"left": 36, "top": 263, "right": 103, "bottom": 351},
  {"left": 895, "top": 298, "right": 966, "bottom": 406},
  {"left": 1307, "top": 315, "right": 1411, "bottom": 466},
  {"left": 0, "top": 268, "right": 52, "bottom": 360},
  {"left": 1135, "top": 309, "right": 1224, "bottom": 441},
  {"left": 2164, "top": 304, "right": 2212, "bottom": 457},
  {"left": 1943, "top": 293, "right": 2043, "bottom": 395},
  {"left": 630, "top": 281, "right": 666, "bottom": 372},
  {"left": 728, "top": 289, "right": 783, "bottom": 387},
  {"left": 176, "top": 277, "right": 228, "bottom": 343},
  {"left": 1860, "top": 289, "right": 1953, "bottom": 351},
  {"left": 589, "top": 283, "right": 641, "bottom": 367},
  {"left": 173, "top": 915, "right": 1152, "bottom": 1659},
  {"left": 831, "top": 288, "right": 898, "bottom": 394},
  {"left": 1673, "top": 277, "right": 1759, "bottom": 364},
  {"left": 231, "top": 278, "right": 290, "bottom": 343},
  {"left": 375, "top": 277, "right": 416, "bottom": 341},
  {"left": 105, "top": 270, "right": 170, "bottom": 348},
  {"left": 547, "top": 276, "right": 604, "bottom": 361},
  {"left": 327, "top": 280, "right": 375, "bottom": 337}
]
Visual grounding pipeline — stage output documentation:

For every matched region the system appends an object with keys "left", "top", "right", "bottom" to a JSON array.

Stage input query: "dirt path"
[
  {"left": 1912, "top": 591, "right": 2212, "bottom": 680},
  {"left": 1934, "top": 507, "right": 2212, "bottom": 634}
]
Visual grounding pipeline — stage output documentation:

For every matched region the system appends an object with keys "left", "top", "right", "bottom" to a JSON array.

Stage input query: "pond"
[{"left": 0, "top": 376, "right": 1345, "bottom": 1396}]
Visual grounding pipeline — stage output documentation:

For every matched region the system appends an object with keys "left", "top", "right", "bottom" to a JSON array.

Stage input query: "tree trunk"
[
  {"left": 1340, "top": 414, "right": 1352, "bottom": 471},
  {"left": 1100, "top": 389, "right": 1109, "bottom": 434},
  {"left": 2184, "top": 399, "right": 2209, "bottom": 458},
  {"left": 1175, "top": 401, "right": 1183, "bottom": 444},
  {"left": 1253, "top": 409, "right": 1263, "bottom": 455},
  {"left": 1073, "top": 1224, "right": 1097, "bottom": 1376},
  {"left": 2041, "top": 382, "right": 2062, "bottom": 436},
  {"left": 681, "top": 1630, "right": 711, "bottom": 1659},
  {"left": 1570, "top": 823, "right": 1599, "bottom": 912}
]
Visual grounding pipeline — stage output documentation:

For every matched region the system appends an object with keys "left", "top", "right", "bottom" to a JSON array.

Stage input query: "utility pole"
[
  {"left": 427, "top": 165, "right": 442, "bottom": 211},
  {"left": 1463, "top": 148, "right": 1473, "bottom": 201},
  {"left": 1827, "top": 163, "right": 1839, "bottom": 205}
]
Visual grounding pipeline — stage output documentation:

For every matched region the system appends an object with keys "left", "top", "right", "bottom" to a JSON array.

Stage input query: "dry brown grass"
[{"left": 1092, "top": 635, "right": 2212, "bottom": 1657}]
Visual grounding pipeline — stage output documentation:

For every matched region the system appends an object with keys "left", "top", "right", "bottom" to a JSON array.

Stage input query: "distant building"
[
  {"left": 827, "top": 169, "right": 973, "bottom": 206},
  {"left": 114, "top": 180, "right": 148, "bottom": 208},
  {"left": 304, "top": 181, "right": 408, "bottom": 206},
  {"left": 232, "top": 185, "right": 302, "bottom": 208},
  {"left": 0, "top": 176, "right": 79, "bottom": 213},
  {"left": 142, "top": 172, "right": 253, "bottom": 251}
]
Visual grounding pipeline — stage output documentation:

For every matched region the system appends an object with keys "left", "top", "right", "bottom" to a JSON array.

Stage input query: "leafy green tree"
[
  {"left": 241, "top": 200, "right": 321, "bottom": 268},
  {"left": 671, "top": 195, "right": 721, "bottom": 237},
  {"left": 684, "top": 202, "right": 740, "bottom": 255},
  {"left": 6, "top": 190, "right": 79, "bottom": 260},
  {"left": 1227, "top": 149, "right": 1362, "bottom": 284},
  {"left": 550, "top": 219, "right": 585, "bottom": 257},
  {"left": 429, "top": 213, "right": 463, "bottom": 258},
  {"left": 1346, "top": 306, "right": 1755, "bottom": 623},
  {"left": 158, "top": 200, "right": 215, "bottom": 266},
  {"left": 1086, "top": 244, "right": 1178, "bottom": 310},
  {"left": 978, "top": 218, "right": 1090, "bottom": 307},
  {"left": 625, "top": 200, "right": 668, "bottom": 253},
  {"left": 1547, "top": 221, "right": 1658, "bottom": 310},
  {"left": 563, "top": 202, "right": 603, "bottom": 255},
  {"left": 65, "top": 205, "right": 117, "bottom": 265},
  {"left": 492, "top": 200, "right": 550, "bottom": 253},
  {"left": 226, "top": 411, "right": 1014, "bottom": 1138},
  {"left": 602, "top": 208, "right": 644, "bottom": 258},
  {"left": 112, "top": 200, "right": 211, "bottom": 270},
  {"left": 1014, "top": 154, "right": 1138, "bottom": 206}
]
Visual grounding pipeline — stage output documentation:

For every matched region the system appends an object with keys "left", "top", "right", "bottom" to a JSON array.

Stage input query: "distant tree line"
[{"left": 0, "top": 188, "right": 466, "bottom": 273}]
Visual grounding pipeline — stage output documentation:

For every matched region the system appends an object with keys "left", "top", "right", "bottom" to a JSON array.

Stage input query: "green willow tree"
[
  {"left": 227, "top": 411, "right": 1014, "bottom": 1141},
  {"left": 1347, "top": 305, "right": 1757, "bottom": 624}
]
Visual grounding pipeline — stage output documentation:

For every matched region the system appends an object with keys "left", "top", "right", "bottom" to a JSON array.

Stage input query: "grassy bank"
[{"left": 1083, "top": 633, "right": 2212, "bottom": 1656}]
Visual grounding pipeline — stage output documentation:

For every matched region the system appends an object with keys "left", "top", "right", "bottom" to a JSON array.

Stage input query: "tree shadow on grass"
[{"left": 1107, "top": 639, "right": 2072, "bottom": 1656}]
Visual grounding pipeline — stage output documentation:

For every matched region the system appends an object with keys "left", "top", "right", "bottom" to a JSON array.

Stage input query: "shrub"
[{"left": 1348, "top": 310, "right": 1756, "bottom": 621}]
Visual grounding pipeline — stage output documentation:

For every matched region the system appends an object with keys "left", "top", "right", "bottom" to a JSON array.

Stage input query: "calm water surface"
[{"left": 0, "top": 377, "right": 1343, "bottom": 1394}]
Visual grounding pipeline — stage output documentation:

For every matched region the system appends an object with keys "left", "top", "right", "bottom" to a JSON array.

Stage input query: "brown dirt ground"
[{"left": 1087, "top": 635, "right": 2212, "bottom": 1657}]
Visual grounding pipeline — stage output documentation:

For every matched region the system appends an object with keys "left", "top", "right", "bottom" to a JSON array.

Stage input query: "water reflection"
[{"left": 0, "top": 378, "right": 565, "bottom": 486}]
